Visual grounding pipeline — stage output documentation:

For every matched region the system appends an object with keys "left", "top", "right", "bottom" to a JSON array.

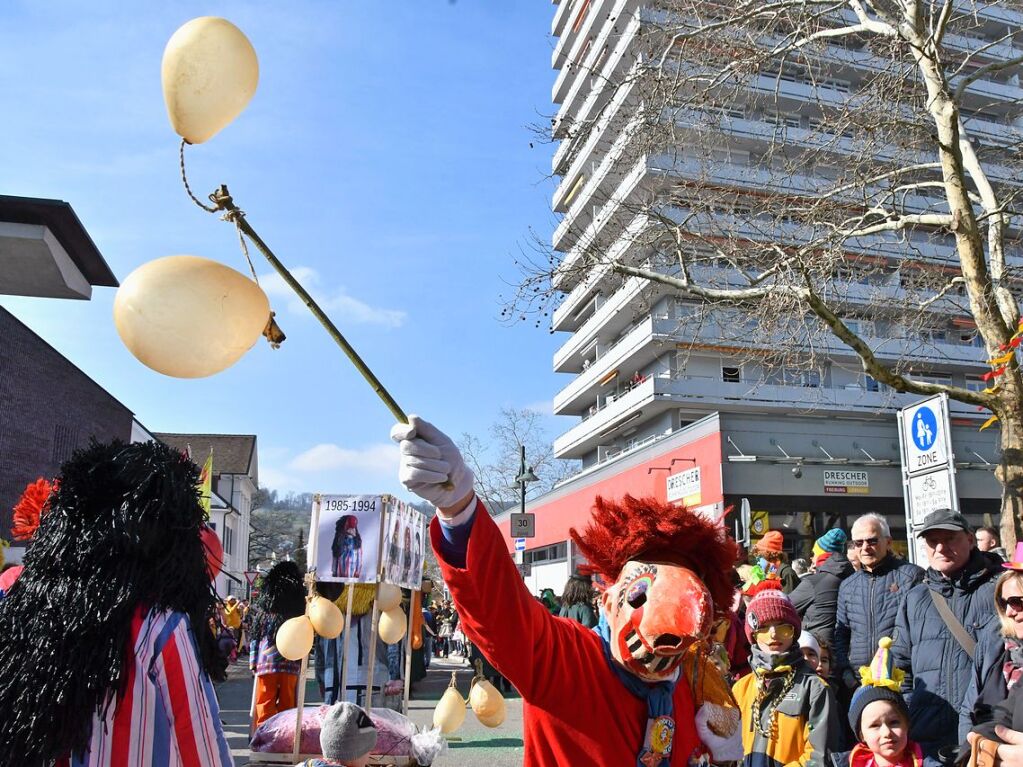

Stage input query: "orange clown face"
[{"left": 600, "top": 559, "right": 713, "bottom": 681}]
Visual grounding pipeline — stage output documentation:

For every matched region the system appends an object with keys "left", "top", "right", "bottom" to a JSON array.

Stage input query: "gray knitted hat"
[{"left": 320, "top": 702, "right": 377, "bottom": 761}]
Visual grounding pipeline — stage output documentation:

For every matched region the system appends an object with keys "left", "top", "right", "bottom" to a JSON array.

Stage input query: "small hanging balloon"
[
  {"left": 276, "top": 615, "right": 315, "bottom": 660},
  {"left": 378, "top": 607, "right": 407, "bottom": 644},
  {"left": 114, "top": 256, "right": 270, "bottom": 378},
  {"left": 470, "top": 679, "right": 506, "bottom": 727},
  {"left": 433, "top": 672, "right": 467, "bottom": 733},
  {"left": 376, "top": 583, "right": 402, "bottom": 611},
  {"left": 161, "top": 17, "right": 259, "bottom": 144},
  {"left": 308, "top": 595, "right": 344, "bottom": 639}
]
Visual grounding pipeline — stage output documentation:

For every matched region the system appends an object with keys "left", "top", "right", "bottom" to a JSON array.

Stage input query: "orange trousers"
[{"left": 254, "top": 672, "right": 298, "bottom": 728}]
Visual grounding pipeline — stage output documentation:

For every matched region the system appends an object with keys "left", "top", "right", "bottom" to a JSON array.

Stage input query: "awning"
[
  {"left": 598, "top": 369, "right": 619, "bottom": 386},
  {"left": 952, "top": 317, "right": 977, "bottom": 329}
]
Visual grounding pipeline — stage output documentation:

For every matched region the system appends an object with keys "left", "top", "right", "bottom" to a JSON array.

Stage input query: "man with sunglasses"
[
  {"left": 891, "top": 508, "right": 1001, "bottom": 761},
  {"left": 834, "top": 513, "right": 924, "bottom": 743}
]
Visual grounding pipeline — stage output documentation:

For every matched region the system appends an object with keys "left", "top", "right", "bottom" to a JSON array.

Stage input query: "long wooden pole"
[
  {"left": 209, "top": 185, "right": 407, "bottom": 424},
  {"left": 365, "top": 496, "right": 389, "bottom": 708},
  {"left": 338, "top": 584, "right": 356, "bottom": 702}
]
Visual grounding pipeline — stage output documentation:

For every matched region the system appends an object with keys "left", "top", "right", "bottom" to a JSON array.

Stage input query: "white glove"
[
  {"left": 390, "top": 415, "right": 475, "bottom": 509},
  {"left": 694, "top": 703, "right": 743, "bottom": 762}
]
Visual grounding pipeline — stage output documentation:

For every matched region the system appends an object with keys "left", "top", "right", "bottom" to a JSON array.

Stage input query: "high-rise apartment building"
[{"left": 498, "top": 1, "right": 1010, "bottom": 594}]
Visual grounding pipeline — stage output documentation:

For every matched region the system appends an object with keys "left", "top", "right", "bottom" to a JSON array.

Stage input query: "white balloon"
[
  {"left": 433, "top": 685, "right": 466, "bottom": 733},
  {"left": 308, "top": 596, "right": 344, "bottom": 639},
  {"left": 162, "top": 17, "right": 259, "bottom": 144},
  {"left": 113, "top": 255, "right": 269, "bottom": 378},
  {"left": 376, "top": 583, "right": 402, "bottom": 611},
  {"left": 276, "top": 616, "right": 314, "bottom": 661},
  {"left": 378, "top": 607, "right": 407, "bottom": 645}
]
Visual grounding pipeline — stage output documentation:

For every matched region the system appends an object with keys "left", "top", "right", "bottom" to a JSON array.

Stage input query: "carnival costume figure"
[
  {"left": 0, "top": 439, "right": 232, "bottom": 767},
  {"left": 392, "top": 416, "right": 743, "bottom": 767},
  {"left": 249, "top": 560, "right": 307, "bottom": 727}
]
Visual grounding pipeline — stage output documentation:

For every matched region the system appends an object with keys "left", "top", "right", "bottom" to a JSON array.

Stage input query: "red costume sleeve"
[{"left": 431, "top": 500, "right": 595, "bottom": 704}]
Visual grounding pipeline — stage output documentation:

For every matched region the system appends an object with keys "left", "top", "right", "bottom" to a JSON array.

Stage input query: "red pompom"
[
  {"left": 201, "top": 525, "right": 223, "bottom": 581},
  {"left": 570, "top": 495, "right": 739, "bottom": 618},
  {"left": 11, "top": 478, "right": 55, "bottom": 541}
]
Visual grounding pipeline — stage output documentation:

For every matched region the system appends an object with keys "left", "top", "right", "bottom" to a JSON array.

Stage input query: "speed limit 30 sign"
[{"left": 510, "top": 512, "right": 535, "bottom": 538}]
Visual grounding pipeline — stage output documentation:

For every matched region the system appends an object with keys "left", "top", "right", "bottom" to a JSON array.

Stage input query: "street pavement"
[{"left": 217, "top": 654, "right": 525, "bottom": 766}]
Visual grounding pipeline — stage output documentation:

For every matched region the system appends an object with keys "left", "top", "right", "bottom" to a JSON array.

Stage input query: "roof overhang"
[{"left": 0, "top": 195, "right": 117, "bottom": 299}]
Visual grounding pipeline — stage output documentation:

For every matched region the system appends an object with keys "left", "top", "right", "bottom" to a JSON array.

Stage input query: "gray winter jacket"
[
  {"left": 789, "top": 553, "right": 855, "bottom": 646},
  {"left": 892, "top": 550, "right": 1001, "bottom": 759},
  {"left": 833, "top": 554, "right": 924, "bottom": 685}
]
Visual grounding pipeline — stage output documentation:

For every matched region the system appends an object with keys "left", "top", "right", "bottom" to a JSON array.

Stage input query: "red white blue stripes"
[{"left": 58, "top": 606, "right": 232, "bottom": 767}]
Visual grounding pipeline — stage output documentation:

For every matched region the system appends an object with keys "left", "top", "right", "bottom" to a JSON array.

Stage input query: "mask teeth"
[
  {"left": 654, "top": 655, "right": 675, "bottom": 672},
  {"left": 626, "top": 630, "right": 644, "bottom": 655}
]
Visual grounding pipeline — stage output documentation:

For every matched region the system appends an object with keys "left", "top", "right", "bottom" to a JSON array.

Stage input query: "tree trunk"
[{"left": 996, "top": 408, "right": 1023, "bottom": 551}]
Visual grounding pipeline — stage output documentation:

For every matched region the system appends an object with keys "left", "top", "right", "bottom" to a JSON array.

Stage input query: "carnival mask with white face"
[{"left": 600, "top": 560, "right": 713, "bottom": 682}]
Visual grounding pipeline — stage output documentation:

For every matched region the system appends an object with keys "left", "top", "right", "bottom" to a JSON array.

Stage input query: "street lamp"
[{"left": 514, "top": 445, "right": 540, "bottom": 515}]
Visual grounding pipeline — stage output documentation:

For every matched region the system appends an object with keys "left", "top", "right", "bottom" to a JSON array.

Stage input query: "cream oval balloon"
[
  {"left": 114, "top": 256, "right": 269, "bottom": 378},
  {"left": 162, "top": 17, "right": 259, "bottom": 144},
  {"left": 376, "top": 583, "right": 402, "bottom": 611},
  {"left": 475, "top": 706, "right": 506, "bottom": 728},
  {"left": 433, "top": 684, "right": 466, "bottom": 733},
  {"left": 276, "top": 616, "right": 314, "bottom": 661},
  {"left": 308, "top": 596, "right": 344, "bottom": 639},
  {"left": 469, "top": 679, "right": 505, "bottom": 720},
  {"left": 378, "top": 607, "right": 407, "bottom": 645}
]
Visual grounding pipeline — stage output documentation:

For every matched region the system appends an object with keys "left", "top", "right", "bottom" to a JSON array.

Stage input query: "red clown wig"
[
  {"left": 570, "top": 495, "right": 739, "bottom": 618},
  {"left": 11, "top": 478, "right": 55, "bottom": 542}
]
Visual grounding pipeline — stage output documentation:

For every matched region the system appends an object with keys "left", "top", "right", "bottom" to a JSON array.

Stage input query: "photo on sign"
[
  {"left": 381, "top": 501, "right": 426, "bottom": 590},
  {"left": 312, "top": 494, "right": 382, "bottom": 584}
]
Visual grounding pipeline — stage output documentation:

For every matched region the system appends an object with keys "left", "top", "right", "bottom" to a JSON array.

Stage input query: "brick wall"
[{"left": 0, "top": 306, "right": 133, "bottom": 538}]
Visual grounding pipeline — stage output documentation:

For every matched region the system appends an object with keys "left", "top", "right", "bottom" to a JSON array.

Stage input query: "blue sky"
[{"left": 0, "top": 1, "right": 564, "bottom": 497}]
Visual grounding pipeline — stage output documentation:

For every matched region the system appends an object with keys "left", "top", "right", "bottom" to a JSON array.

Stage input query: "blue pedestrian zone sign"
[
  {"left": 912, "top": 406, "right": 939, "bottom": 452},
  {"left": 514, "top": 538, "right": 527, "bottom": 552},
  {"left": 900, "top": 397, "right": 949, "bottom": 474}
]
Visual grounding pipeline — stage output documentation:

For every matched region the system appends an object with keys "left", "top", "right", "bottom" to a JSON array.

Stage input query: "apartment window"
[
  {"left": 966, "top": 375, "right": 987, "bottom": 392},
  {"left": 525, "top": 542, "right": 568, "bottom": 565},
  {"left": 722, "top": 365, "right": 741, "bottom": 383},
  {"left": 914, "top": 372, "right": 952, "bottom": 386},
  {"left": 223, "top": 524, "right": 234, "bottom": 556},
  {"left": 765, "top": 109, "right": 801, "bottom": 129},
  {"left": 710, "top": 148, "right": 750, "bottom": 165},
  {"left": 865, "top": 376, "right": 881, "bottom": 393}
]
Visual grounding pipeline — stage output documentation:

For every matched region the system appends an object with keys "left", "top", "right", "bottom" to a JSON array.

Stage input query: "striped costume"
[
  {"left": 57, "top": 606, "right": 232, "bottom": 767},
  {"left": 335, "top": 535, "right": 363, "bottom": 579}
]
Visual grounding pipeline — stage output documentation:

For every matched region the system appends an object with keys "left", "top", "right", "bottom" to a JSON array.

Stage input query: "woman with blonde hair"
[{"left": 960, "top": 546, "right": 1023, "bottom": 741}]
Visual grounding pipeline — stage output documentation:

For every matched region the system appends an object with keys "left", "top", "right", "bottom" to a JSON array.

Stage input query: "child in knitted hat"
[
  {"left": 293, "top": 701, "right": 378, "bottom": 767},
  {"left": 733, "top": 585, "right": 839, "bottom": 767},
  {"left": 837, "top": 638, "right": 921, "bottom": 767}
]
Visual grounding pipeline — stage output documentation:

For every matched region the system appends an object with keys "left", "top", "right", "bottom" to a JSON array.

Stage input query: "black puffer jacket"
[
  {"left": 892, "top": 550, "right": 1001, "bottom": 759},
  {"left": 789, "top": 552, "right": 855, "bottom": 645},
  {"left": 833, "top": 553, "right": 924, "bottom": 684}
]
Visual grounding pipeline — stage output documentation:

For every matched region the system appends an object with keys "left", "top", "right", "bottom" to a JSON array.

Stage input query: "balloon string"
[
  {"left": 178, "top": 140, "right": 218, "bottom": 213},
  {"left": 177, "top": 140, "right": 260, "bottom": 284},
  {"left": 221, "top": 209, "right": 260, "bottom": 285}
]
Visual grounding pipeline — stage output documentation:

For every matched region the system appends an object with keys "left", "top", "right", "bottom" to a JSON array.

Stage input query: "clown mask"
[{"left": 600, "top": 559, "right": 713, "bottom": 682}]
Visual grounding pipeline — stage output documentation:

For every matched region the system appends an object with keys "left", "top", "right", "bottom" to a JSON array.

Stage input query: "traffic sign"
[
  {"left": 898, "top": 393, "right": 958, "bottom": 565},
  {"left": 514, "top": 538, "right": 526, "bottom": 552},
  {"left": 510, "top": 512, "right": 535, "bottom": 538},
  {"left": 244, "top": 570, "right": 260, "bottom": 586},
  {"left": 900, "top": 397, "right": 951, "bottom": 476}
]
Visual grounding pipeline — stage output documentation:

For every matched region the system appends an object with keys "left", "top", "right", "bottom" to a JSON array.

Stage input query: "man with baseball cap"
[{"left": 891, "top": 508, "right": 1000, "bottom": 760}]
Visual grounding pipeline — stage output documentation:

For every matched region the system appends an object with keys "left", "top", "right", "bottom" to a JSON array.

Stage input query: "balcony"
[
  {"left": 552, "top": 0, "right": 573, "bottom": 38},
  {"left": 553, "top": 314, "right": 677, "bottom": 414},
  {"left": 552, "top": 371, "right": 988, "bottom": 459}
]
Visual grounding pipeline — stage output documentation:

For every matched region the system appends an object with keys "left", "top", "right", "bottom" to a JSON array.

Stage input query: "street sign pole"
[{"left": 898, "top": 393, "right": 959, "bottom": 565}]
